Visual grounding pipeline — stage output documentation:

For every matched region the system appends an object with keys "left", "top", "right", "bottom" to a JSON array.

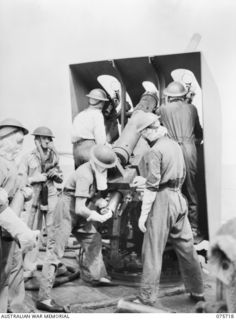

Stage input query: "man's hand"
[
  {"left": 87, "top": 211, "right": 106, "bottom": 223},
  {"left": 138, "top": 216, "right": 148, "bottom": 233},
  {"left": 47, "top": 168, "right": 58, "bottom": 179},
  {"left": 138, "top": 189, "right": 156, "bottom": 232},
  {"left": 17, "top": 229, "right": 40, "bottom": 254},
  {"left": 130, "top": 176, "right": 146, "bottom": 193},
  {"left": 0, "top": 207, "right": 39, "bottom": 252},
  {"left": 100, "top": 208, "right": 113, "bottom": 221},
  {"left": 95, "top": 198, "right": 108, "bottom": 209},
  {"left": 87, "top": 209, "right": 113, "bottom": 223},
  {"left": 47, "top": 168, "right": 63, "bottom": 183},
  {"left": 21, "top": 186, "right": 33, "bottom": 201}
]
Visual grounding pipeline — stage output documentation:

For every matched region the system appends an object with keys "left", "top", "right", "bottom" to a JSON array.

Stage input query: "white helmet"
[{"left": 86, "top": 88, "right": 109, "bottom": 101}]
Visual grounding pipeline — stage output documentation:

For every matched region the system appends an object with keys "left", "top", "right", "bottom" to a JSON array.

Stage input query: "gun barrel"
[{"left": 112, "top": 113, "right": 141, "bottom": 166}]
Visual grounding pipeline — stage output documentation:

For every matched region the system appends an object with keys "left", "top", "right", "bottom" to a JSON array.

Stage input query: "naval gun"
[
  {"left": 100, "top": 107, "right": 182, "bottom": 279},
  {"left": 98, "top": 107, "right": 157, "bottom": 272},
  {"left": 69, "top": 51, "right": 216, "bottom": 277}
]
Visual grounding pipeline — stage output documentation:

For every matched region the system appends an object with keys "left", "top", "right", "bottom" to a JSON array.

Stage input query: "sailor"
[
  {"left": 71, "top": 88, "right": 109, "bottom": 168},
  {"left": 0, "top": 118, "right": 39, "bottom": 313},
  {"left": 132, "top": 112, "right": 204, "bottom": 306},
  {"left": 159, "top": 81, "right": 203, "bottom": 241},
  {"left": 36, "top": 144, "right": 117, "bottom": 312},
  {"left": 19, "top": 126, "right": 63, "bottom": 277}
]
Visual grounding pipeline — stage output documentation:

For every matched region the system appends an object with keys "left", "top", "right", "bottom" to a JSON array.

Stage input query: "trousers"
[
  {"left": 0, "top": 240, "right": 25, "bottom": 312},
  {"left": 0, "top": 237, "right": 15, "bottom": 312},
  {"left": 38, "top": 193, "right": 107, "bottom": 301},
  {"left": 180, "top": 142, "right": 199, "bottom": 230},
  {"left": 23, "top": 191, "right": 58, "bottom": 273},
  {"left": 8, "top": 244, "right": 26, "bottom": 312},
  {"left": 139, "top": 188, "right": 204, "bottom": 305}
]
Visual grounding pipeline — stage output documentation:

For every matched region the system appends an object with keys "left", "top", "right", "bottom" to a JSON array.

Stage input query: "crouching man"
[
  {"left": 36, "top": 144, "right": 118, "bottom": 312},
  {"left": 132, "top": 113, "right": 204, "bottom": 306}
]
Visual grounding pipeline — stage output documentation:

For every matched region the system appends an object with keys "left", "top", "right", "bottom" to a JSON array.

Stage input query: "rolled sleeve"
[
  {"left": 75, "top": 177, "right": 91, "bottom": 198},
  {"left": 146, "top": 149, "right": 161, "bottom": 191}
]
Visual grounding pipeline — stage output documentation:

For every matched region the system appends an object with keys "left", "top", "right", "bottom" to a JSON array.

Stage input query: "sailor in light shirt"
[{"left": 71, "top": 88, "right": 109, "bottom": 168}]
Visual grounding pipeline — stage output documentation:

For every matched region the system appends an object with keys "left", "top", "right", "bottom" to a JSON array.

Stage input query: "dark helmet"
[
  {"left": 90, "top": 145, "right": 117, "bottom": 169},
  {"left": 86, "top": 88, "right": 109, "bottom": 101},
  {"left": 163, "top": 81, "right": 187, "bottom": 97},
  {"left": 32, "top": 126, "right": 54, "bottom": 138},
  {"left": 0, "top": 118, "right": 28, "bottom": 139}
]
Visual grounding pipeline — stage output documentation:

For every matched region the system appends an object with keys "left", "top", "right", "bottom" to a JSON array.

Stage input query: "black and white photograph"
[{"left": 0, "top": 0, "right": 236, "bottom": 316}]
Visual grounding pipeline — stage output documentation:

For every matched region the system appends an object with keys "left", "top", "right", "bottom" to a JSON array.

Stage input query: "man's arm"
[
  {"left": 46, "top": 164, "right": 63, "bottom": 183},
  {"left": 93, "top": 112, "right": 107, "bottom": 145},
  {"left": 75, "top": 197, "right": 112, "bottom": 223},
  {"left": 146, "top": 149, "right": 162, "bottom": 191},
  {"left": 193, "top": 106, "right": 203, "bottom": 140},
  {"left": 18, "top": 154, "right": 47, "bottom": 184},
  {"left": 75, "top": 197, "right": 93, "bottom": 219},
  {"left": 0, "top": 187, "right": 39, "bottom": 253},
  {"left": 138, "top": 149, "right": 160, "bottom": 232},
  {"left": 139, "top": 189, "right": 156, "bottom": 232}
]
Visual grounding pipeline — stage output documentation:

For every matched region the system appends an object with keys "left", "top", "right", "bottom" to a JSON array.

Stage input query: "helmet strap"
[
  {"left": 0, "top": 128, "right": 19, "bottom": 140},
  {"left": 89, "top": 100, "right": 102, "bottom": 106},
  {"left": 35, "top": 137, "right": 50, "bottom": 167},
  {"left": 169, "top": 96, "right": 185, "bottom": 102}
]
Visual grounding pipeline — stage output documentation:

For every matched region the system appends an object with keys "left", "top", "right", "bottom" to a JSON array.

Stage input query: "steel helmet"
[
  {"left": 134, "top": 111, "right": 160, "bottom": 133},
  {"left": 86, "top": 88, "right": 109, "bottom": 101},
  {"left": 0, "top": 118, "right": 28, "bottom": 139},
  {"left": 90, "top": 144, "right": 117, "bottom": 169},
  {"left": 163, "top": 81, "right": 187, "bottom": 97},
  {"left": 32, "top": 126, "right": 55, "bottom": 138},
  {"left": 141, "top": 91, "right": 159, "bottom": 105}
]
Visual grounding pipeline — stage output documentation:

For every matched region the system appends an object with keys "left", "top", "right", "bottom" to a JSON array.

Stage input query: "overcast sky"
[{"left": 0, "top": 0, "right": 236, "bottom": 165}]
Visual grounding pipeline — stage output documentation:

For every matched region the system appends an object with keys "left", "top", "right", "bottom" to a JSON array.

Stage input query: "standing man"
[
  {"left": 71, "top": 88, "right": 109, "bottom": 168},
  {"left": 0, "top": 118, "right": 39, "bottom": 313},
  {"left": 19, "top": 126, "right": 63, "bottom": 276},
  {"left": 132, "top": 113, "right": 204, "bottom": 306},
  {"left": 36, "top": 145, "right": 117, "bottom": 312},
  {"left": 159, "top": 81, "right": 203, "bottom": 240}
]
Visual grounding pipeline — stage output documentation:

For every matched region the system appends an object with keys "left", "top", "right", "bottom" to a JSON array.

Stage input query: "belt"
[
  {"left": 176, "top": 137, "right": 194, "bottom": 145},
  {"left": 159, "top": 179, "right": 183, "bottom": 190},
  {"left": 63, "top": 187, "right": 75, "bottom": 194}
]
